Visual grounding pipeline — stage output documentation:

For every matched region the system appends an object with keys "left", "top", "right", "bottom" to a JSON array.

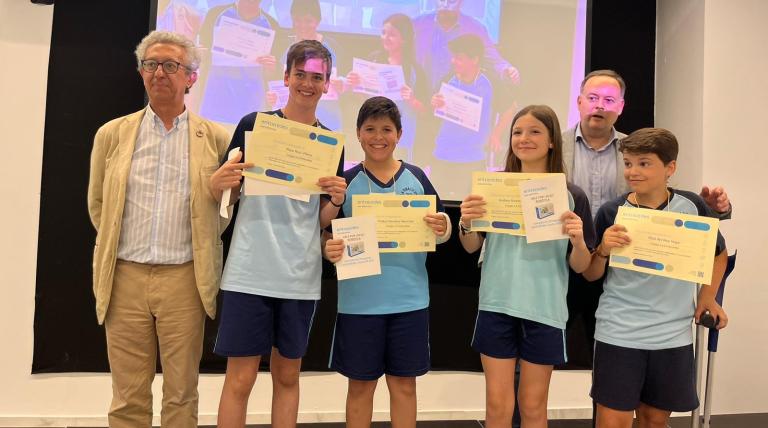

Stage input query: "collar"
[
  {"left": 146, "top": 104, "right": 188, "bottom": 131},
  {"left": 575, "top": 122, "right": 619, "bottom": 152}
]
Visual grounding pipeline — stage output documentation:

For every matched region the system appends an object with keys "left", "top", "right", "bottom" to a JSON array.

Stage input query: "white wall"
[
  {"left": 0, "top": 1, "right": 592, "bottom": 426},
  {"left": 2, "top": 0, "right": 766, "bottom": 425},
  {"left": 656, "top": 0, "right": 768, "bottom": 415}
]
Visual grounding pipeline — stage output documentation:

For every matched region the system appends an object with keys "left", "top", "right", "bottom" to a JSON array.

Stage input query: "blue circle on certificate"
[
  {"left": 402, "top": 201, "right": 410, "bottom": 207},
  {"left": 309, "top": 132, "right": 317, "bottom": 140},
  {"left": 675, "top": 219, "right": 684, "bottom": 227}
]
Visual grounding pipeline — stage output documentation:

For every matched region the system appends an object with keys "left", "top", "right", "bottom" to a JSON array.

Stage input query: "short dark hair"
[
  {"left": 290, "top": 0, "right": 321, "bottom": 19},
  {"left": 285, "top": 39, "right": 332, "bottom": 79},
  {"left": 620, "top": 128, "right": 679, "bottom": 164},
  {"left": 447, "top": 33, "right": 484, "bottom": 59},
  {"left": 581, "top": 69, "right": 626, "bottom": 97},
  {"left": 356, "top": 96, "right": 402, "bottom": 131},
  {"left": 504, "top": 105, "right": 565, "bottom": 174}
]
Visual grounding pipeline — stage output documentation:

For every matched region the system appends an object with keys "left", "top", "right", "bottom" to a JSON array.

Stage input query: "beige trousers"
[{"left": 105, "top": 260, "right": 206, "bottom": 428}]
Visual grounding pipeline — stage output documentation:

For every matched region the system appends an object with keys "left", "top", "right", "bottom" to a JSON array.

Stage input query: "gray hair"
[{"left": 134, "top": 30, "right": 201, "bottom": 73}]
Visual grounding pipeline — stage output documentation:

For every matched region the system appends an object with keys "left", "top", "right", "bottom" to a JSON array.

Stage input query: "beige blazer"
[{"left": 87, "top": 108, "right": 230, "bottom": 324}]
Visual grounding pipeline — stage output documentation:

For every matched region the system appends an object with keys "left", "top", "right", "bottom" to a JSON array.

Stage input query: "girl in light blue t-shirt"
[{"left": 458, "top": 104, "right": 594, "bottom": 427}]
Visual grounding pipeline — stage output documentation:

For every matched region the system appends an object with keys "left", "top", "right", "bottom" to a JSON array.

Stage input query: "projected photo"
[{"left": 156, "top": 0, "right": 586, "bottom": 200}]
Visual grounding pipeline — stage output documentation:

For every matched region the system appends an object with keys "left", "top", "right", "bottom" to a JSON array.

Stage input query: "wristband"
[{"left": 330, "top": 194, "right": 346, "bottom": 208}]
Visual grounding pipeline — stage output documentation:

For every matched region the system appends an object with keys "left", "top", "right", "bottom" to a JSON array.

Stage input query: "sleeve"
[
  {"left": 569, "top": 184, "right": 597, "bottom": 250},
  {"left": 594, "top": 201, "right": 618, "bottom": 245},
  {"left": 87, "top": 125, "right": 108, "bottom": 231},
  {"left": 417, "top": 167, "right": 444, "bottom": 212},
  {"left": 413, "top": 166, "right": 451, "bottom": 243},
  {"left": 221, "top": 113, "right": 254, "bottom": 164}
]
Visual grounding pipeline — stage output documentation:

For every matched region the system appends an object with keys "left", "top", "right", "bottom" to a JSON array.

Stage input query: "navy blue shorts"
[
  {"left": 330, "top": 308, "right": 430, "bottom": 381},
  {"left": 591, "top": 341, "right": 699, "bottom": 412},
  {"left": 214, "top": 290, "right": 317, "bottom": 359},
  {"left": 471, "top": 310, "right": 567, "bottom": 365}
]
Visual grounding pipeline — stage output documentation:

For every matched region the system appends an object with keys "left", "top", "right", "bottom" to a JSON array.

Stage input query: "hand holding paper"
[
  {"left": 608, "top": 206, "right": 720, "bottom": 283},
  {"left": 561, "top": 211, "right": 585, "bottom": 246},
  {"left": 459, "top": 194, "right": 487, "bottom": 228},
  {"left": 331, "top": 216, "right": 382, "bottom": 280},
  {"left": 324, "top": 237, "right": 345, "bottom": 263}
]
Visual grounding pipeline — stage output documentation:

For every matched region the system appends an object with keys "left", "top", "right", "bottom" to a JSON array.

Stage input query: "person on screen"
[
  {"left": 458, "top": 105, "right": 594, "bottom": 428},
  {"left": 581, "top": 128, "right": 728, "bottom": 428},
  {"left": 413, "top": 0, "right": 520, "bottom": 92},
  {"left": 87, "top": 31, "right": 230, "bottom": 428},
  {"left": 196, "top": 0, "right": 281, "bottom": 124},
  {"left": 323, "top": 96, "right": 450, "bottom": 428},
  {"left": 429, "top": 34, "right": 494, "bottom": 189},
  {"left": 562, "top": 69, "right": 732, "bottom": 219},
  {"left": 156, "top": 0, "right": 205, "bottom": 41},
  {"left": 267, "top": 0, "right": 345, "bottom": 130},
  {"left": 208, "top": 40, "right": 347, "bottom": 428},
  {"left": 344, "top": 13, "right": 429, "bottom": 163}
]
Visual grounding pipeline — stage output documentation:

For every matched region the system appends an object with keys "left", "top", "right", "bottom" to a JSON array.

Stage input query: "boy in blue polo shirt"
[
  {"left": 429, "top": 33, "right": 494, "bottom": 195},
  {"left": 583, "top": 128, "right": 729, "bottom": 428},
  {"left": 208, "top": 40, "right": 347, "bottom": 428},
  {"left": 324, "top": 96, "right": 451, "bottom": 427}
]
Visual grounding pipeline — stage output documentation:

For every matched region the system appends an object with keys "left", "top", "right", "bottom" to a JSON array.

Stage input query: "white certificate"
[
  {"left": 332, "top": 216, "right": 382, "bottom": 280},
  {"left": 434, "top": 82, "right": 483, "bottom": 132},
  {"left": 519, "top": 174, "right": 570, "bottom": 243},
  {"left": 609, "top": 206, "right": 720, "bottom": 283},
  {"left": 211, "top": 16, "right": 275, "bottom": 63},
  {"left": 351, "top": 58, "right": 405, "bottom": 100}
]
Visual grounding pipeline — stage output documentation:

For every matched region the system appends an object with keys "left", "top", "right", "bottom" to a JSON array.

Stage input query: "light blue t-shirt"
[
  {"left": 219, "top": 110, "right": 341, "bottom": 300},
  {"left": 336, "top": 162, "right": 444, "bottom": 314},
  {"left": 479, "top": 185, "right": 593, "bottom": 329},
  {"left": 594, "top": 189, "right": 727, "bottom": 350},
  {"left": 221, "top": 194, "right": 323, "bottom": 299}
]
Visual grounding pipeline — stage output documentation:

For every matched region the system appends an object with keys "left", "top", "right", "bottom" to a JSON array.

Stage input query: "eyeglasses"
[{"left": 140, "top": 60, "right": 190, "bottom": 74}]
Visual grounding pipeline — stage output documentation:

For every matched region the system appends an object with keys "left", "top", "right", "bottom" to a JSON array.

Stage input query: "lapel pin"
[{"left": 196, "top": 130, "right": 204, "bottom": 137}]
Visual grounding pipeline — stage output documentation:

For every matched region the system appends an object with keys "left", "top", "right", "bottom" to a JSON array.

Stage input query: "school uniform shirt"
[
  {"left": 478, "top": 183, "right": 595, "bottom": 329},
  {"left": 336, "top": 162, "right": 444, "bottom": 314},
  {"left": 433, "top": 73, "right": 493, "bottom": 163},
  {"left": 594, "top": 189, "right": 727, "bottom": 350},
  {"left": 219, "top": 110, "right": 343, "bottom": 299}
]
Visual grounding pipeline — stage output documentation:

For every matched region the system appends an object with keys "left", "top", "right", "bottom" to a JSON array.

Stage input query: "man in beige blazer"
[{"left": 87, "top": 30, "right": 229, "bottom": 428}]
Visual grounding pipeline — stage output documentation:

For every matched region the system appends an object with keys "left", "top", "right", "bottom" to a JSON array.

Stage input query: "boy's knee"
[
  {"left": 637, "top": 404, "right": 670, "bottom": 427},
  {"left": 386, "top": 376, "right": 416, "bottom": 397},
  {"left": 517, "top": 394, "right": 547, "bottom": 420}
]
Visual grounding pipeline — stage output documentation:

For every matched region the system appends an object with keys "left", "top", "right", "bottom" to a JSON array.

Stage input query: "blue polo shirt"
[{"left": 336, "top": 162, "right": 444, "bottom": 314}]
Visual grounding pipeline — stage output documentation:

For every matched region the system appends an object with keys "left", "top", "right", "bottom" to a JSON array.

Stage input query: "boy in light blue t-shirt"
[
  {"left": 208, "top": 40, "right": 347, "bottom": 427},
  {"left": 583, "top": 127, "right": 729, "bottom": 428}
]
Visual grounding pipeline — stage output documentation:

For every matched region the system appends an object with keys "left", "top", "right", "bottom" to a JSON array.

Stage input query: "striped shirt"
[{"left": 116, "top": 106, "right": 192, "bottom": 264}]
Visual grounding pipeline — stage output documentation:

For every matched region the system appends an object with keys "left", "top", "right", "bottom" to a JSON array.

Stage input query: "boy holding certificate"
[
  {"left": 458, "top": 105, "right": 594, "bottom": 427},
  {"left": 323, "top": 96, "right": 451, "bottom": 427},
  {"left": 208, "top": 40, "right": 347, "bottom": 428},
  {"left": 582, "top": 128, "right": 728, "bottom": 428}
]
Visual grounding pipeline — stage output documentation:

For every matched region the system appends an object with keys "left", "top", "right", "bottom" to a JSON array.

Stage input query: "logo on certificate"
[{"left": 535, "top": 203, "right": 555, "bottom": 219}]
